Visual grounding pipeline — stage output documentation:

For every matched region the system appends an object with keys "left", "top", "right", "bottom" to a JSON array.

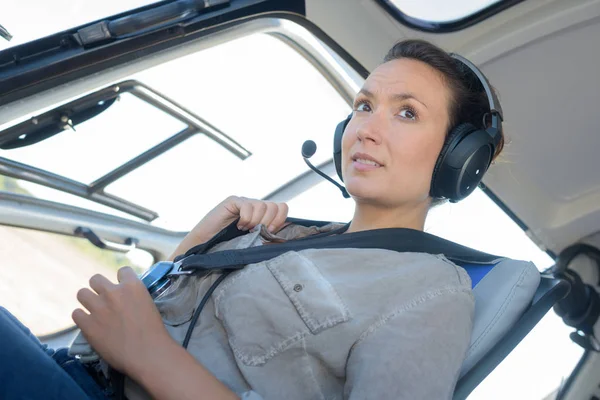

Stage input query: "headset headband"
[{"left": 449, "top": 53, "right": 503, "bottom": 144}]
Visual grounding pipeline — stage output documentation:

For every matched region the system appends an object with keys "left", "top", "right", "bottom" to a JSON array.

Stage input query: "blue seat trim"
[{"left": 462, "top": 263, "right": 496, "bottom": 288}]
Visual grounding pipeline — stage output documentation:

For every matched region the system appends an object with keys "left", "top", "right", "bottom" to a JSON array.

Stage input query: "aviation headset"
[{"left": 333, "top": 53, "right": 504, "bottom": 203}]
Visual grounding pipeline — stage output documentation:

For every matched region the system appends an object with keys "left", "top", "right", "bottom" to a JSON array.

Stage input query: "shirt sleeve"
[{"left": 344, "top": 288, "right": 475, "bottom": 400}]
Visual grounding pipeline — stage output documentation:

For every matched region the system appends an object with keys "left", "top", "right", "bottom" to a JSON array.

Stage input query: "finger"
[
  {"left": 259, "top": 202, "right": 279, "bottom": 231},
  {"left": 269, "top": 203, "right": 289, "bottom": 233},
  {"left": 237, "top": 200, "right": 254, "bottom": 230},
  {"left": 89, "top": 273, "right": 115, "bottom": 295},
  {"left": 223, "top": 195, "right": 243, "bottom": 216},
  {"left": 72, "top": 308, "right": 92, "bottom": 330},
  {"left": 117, "top": 266, "right": 139, "bottom": 283},
  {"left": 247, "top": 201, "right": 268, "bottom": 230},
  {"left": 76, "top": 288, "right": 101, "bottom": 313}
]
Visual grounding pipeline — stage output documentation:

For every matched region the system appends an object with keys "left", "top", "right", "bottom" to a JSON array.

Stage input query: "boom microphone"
[{"left": 301, "top": 140, "right": 350, "bottom": 198}]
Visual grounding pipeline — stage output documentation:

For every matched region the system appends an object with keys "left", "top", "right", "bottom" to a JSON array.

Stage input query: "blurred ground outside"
[{"left": 0, "top": 225, "right": 134, "bottom": 335}]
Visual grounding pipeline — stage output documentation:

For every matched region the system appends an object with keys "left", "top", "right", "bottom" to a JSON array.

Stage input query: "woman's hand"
[
  {"left": 211, "top": 195, "right": 289, "bottom": 233},
  {"left": 72, "top": 267, "right": 173, "bottom": 376},
  {"left": 73, "top": 267, "right": 239, "bottom": 400},
  {"left": 169, "top": 196, "right": 289, "bottom": 260}
]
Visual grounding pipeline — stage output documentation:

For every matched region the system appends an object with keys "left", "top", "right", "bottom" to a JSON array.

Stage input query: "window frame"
[
  {"left": 0, "top": 17, "right": 363, "bottom": 220},
  {"left": 373, "top": 0, "right": 526, "bottom": 33},
  {"left": 0, "top": 80, "right": 252, "bottom": 222}
]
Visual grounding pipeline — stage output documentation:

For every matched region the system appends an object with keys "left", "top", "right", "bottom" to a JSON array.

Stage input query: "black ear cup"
[
  {"left": 431, "top": 123, "right": 475, "bottom": 190},
  {"left": 431, "top": 123, "right": 495, "bottom": 202},
  {"left": 333, "top": 114, "right": 352, "bottom": 182}
]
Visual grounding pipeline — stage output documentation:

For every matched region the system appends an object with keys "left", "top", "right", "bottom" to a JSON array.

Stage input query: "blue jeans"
[{"left": 0, "top": 306, "right": 112, "bottom": 400}]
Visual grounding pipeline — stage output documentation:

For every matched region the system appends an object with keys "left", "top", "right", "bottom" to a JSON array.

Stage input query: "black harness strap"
[{"left": 179, "top": 221, "right": 502, "bottom": 273}]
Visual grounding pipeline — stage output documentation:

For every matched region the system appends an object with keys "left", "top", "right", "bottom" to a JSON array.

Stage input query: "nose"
[{"left": 354, "top": 113, "right": 384, "bottom": 145}]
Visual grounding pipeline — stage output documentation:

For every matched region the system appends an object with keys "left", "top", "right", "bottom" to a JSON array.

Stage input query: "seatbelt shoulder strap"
[{"left": 178, "top": 218, "right": 503, "bottom": 273}]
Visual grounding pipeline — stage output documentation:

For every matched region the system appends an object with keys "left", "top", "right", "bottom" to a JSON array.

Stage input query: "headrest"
[{"left": 459, "top": 259, "right": 541, "bottom": 377}]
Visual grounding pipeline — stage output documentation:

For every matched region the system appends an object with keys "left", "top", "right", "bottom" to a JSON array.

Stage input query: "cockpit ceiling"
[{"left": 306, "top": 0, "right": 600, "bottom": 254}]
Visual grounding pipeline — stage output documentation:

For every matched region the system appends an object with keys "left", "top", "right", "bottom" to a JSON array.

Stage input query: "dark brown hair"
[{"left": 383, "top": 39, "right": 505, "bottom": 205}]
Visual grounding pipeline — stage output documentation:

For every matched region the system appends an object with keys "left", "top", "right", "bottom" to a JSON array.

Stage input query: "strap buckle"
[{"left": 139, "top": 260, "right": 193, "bottom": 299}]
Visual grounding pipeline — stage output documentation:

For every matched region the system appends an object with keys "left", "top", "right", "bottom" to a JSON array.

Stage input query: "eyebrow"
[{"left": 357, "top": 88, "right": 429, "bottom": 109}]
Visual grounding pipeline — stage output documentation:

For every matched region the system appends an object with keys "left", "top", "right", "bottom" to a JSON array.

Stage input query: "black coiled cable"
[{"left": 182, "top": 271, "right": 231, "bottom": 349}]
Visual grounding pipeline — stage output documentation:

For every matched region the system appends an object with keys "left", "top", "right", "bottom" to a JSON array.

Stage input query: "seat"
[{"left": 454, "top": 259, "right": 570, "bottom": 399}]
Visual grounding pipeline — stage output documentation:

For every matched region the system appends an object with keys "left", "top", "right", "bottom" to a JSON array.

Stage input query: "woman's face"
[{"left": 341, "top": 58, "right": 452, "bottom": 208}]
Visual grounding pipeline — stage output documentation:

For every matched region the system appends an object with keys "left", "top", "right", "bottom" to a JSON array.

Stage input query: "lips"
[{"left": 351, "top": 152, "right": 383, "bottom": 167}]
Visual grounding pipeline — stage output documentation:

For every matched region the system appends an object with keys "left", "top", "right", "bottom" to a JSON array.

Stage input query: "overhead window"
[
  {"left": 376, "top": 0, "right": 522, "bottom": 31},
  {"left": 387, "top": 0, "right": 501, "bottom": 22}
]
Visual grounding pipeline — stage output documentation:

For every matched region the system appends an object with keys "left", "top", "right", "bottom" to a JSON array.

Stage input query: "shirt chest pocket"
[{"left": 213, "top": 251, "right": 351, "bottom": 366}]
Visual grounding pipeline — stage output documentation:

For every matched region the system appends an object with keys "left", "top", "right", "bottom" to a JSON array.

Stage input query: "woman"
[{"left": 0, "top": 39, "right": 505, "bottom": 399}]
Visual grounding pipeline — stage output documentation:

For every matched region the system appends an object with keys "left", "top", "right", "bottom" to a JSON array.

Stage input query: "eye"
[
  {"left": 398, "top": 106, "right": 417, "bottom": 121},
  {"left": 354, "top": 100, "right": 372, "bottom": 113}
]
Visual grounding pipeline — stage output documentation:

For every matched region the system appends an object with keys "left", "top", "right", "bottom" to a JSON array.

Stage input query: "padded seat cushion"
[{"left": 460, "top": 259, "right": 541, "bottom": 377}]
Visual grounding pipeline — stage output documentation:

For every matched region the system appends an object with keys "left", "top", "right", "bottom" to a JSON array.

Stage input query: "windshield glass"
[
  {"left": 0, "top": 33, "right": 350, "bottom": 230},
  {"left": 2, "top": 92, "right": 187, "bottom": 183},
  {"left": 0, "top": 0, "right": 163, "bottom": 50}
]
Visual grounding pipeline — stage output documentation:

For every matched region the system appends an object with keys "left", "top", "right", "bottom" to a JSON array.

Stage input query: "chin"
[
  {"left": 345, "top": 178, "right": 384, "bottom": 202},
  {"left": 345, "top": 177, "right": 427, "bottom": 208}
]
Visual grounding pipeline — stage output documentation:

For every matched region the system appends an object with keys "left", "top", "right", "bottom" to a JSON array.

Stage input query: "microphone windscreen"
[{"left": 302, "top": 140, "right": 317, "bottom": 158}]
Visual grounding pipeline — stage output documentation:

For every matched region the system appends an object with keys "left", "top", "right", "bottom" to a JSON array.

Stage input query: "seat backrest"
[
  {"left": 461, "top": 259, "right": 541, "bottom": 376},
  {"left": 455, "top": 260, "right": 569, "bottom": 399}
]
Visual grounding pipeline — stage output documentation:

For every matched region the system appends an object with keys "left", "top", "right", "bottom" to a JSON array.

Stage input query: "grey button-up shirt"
[{"left": 125, "top": 223, "right": 474, "bottom": 400}]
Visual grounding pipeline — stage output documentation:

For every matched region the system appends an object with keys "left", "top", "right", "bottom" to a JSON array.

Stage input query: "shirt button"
[{"left": 293, "top": 284, "right": 303, "bottom": 292}]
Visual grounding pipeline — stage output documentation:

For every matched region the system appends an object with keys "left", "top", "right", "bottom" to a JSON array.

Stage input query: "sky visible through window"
[{"left": 387, "top": 0, "right": 502, "bottom": 23}]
